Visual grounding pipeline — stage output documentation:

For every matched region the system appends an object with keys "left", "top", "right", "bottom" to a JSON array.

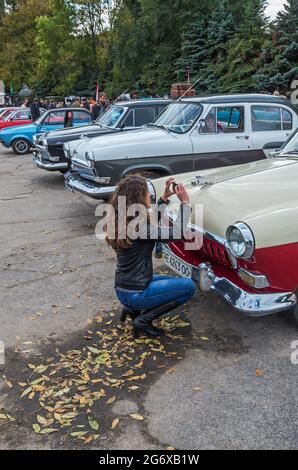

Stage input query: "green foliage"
[
  {"left": 254, "top": 0, "right": 298, "bottom": 91},
  {"left": 0, "top": 0, "right": 297, "bottom": 97}
]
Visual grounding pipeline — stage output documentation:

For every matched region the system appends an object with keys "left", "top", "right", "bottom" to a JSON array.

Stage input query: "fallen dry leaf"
[
  {"left": 130, "top": 413, "right": 144, "bottom": 421},
  {"left": 112, "top": 418, "right": 119, "bottom": 429}
]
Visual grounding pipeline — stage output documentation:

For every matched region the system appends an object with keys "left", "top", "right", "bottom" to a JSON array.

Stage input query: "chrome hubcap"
[{"left": 16, "top": 141, "right": 28, "bottom": 152}]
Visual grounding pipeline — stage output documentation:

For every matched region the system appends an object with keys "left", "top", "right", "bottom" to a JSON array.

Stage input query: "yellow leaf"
[
  {"left": 166, "top": 446, "right": 176, "bottom": 450},
  {"left": 20, "top": 386, "right": 32, "bottom": 398},
  {"left": 130, "top": 413, "right": 144, "bottom": 421},
  {"left": 256, "top": 369, "right": 264, "bottom": 377},
  {"left": 5, "top": 380, "right": 13, "bottom": 389},
  {"left": 37, "top": 415, "right": 48, "bottom": 426},
  {"left": 166, "top": 368, "right": 176, "bottom": 375},
  {"left": 106, "top": 396, "right": 116, "bottom": 405},
  {"left": 33, "top": 423, "right": 41, "bottom": 433},
  {"left": 201, "top": 337, "right": 209, "bottom": 341},
  {"left": 112, "top": 418, "right": 119, "bottom": 429}
]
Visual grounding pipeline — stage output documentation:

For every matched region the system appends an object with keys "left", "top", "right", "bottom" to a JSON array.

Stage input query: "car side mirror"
[{"left": 269, "top": 149, "right": 280, "bottom": 158}]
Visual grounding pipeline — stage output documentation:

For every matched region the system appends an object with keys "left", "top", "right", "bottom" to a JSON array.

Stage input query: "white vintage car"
[
  {"left": 149, "top": 127, "right": 298, "bottom": 325},
  {"left": 65, "top": 94, "right": 298, "bottom": 200}
]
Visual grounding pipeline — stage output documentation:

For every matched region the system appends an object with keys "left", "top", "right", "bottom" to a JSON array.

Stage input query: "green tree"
[
  {"left": 254, "top": 0, "right": 298, "bottom": 91},
  {"left": 0, "top": 0, "right": 50, "bottom": 92}
]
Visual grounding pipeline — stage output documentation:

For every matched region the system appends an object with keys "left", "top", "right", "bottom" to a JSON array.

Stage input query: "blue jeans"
[{"left": 115, "top": 275, "right": 196, "bottom": 311}]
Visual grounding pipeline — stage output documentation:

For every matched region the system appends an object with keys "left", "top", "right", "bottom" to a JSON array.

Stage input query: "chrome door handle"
[{"left": 236, "top": 136, "right": 249, "bottom": 140}]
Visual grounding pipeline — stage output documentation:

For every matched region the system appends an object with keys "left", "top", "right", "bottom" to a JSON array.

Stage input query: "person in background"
[
  {"left": 105, "top": 175, "right": 195, "bottom": 338},
  {"left": 71, "top": 97, "right": 81, "bottom": 108},
  {"left": 21, "top": 99, "right": 29, "bottom": 108},
  {"left": 89, "top": 97, "right": 96, "bottom": 110},
  {"left": 48, "top": 100, "right": 56, "bottom": 109},
  {"left": 130, "top": 90, "right": 140, "bottom": 100},
  {"left": 57, "top": 101, "right": 65, "bottom": 108},
  {"left": 30, "top": 98, "right": 40, "bottom": 121},
  {"left": 91, "top": 92, "right": 109, "bottom": 121},
  {"left": 81, "top": 97, "right": 90, "bottom": 110}
]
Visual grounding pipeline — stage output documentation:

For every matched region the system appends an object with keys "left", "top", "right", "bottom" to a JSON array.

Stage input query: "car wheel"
[{"left": 12, "top": 138, "right": 31, "bottom": 155}]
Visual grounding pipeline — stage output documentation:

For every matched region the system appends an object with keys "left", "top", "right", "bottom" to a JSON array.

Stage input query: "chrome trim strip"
[
  {"left": 64, "top": 172, "right": 116, "bottom": 200},
  {"left": 33, "top": 156, "right": 68, "bottom": 171},
  {"left": 163, "top": 245, "right": 296, "bottom": 316}
]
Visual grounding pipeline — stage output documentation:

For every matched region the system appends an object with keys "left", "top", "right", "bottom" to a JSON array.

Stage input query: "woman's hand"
[
  {"left": 161, "top": 177, "right": 176, "bottom": 202},
  {"left": 175, "top": 183, "right": 189, "bottom": 204}
]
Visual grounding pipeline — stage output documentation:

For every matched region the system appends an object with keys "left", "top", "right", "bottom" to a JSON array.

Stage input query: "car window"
[
  {"left": 122, "top": 110, "right": 134, "bottom": 128},
  {"left": 156, "top": 106, "right": 167, "bottom": 118},
  {"left": 251, "top": 106, "right": 291, "bottom": 132},
  {"left": 134, "top": 108, "right": 155, "bottom": 126},
  {"left": 13, "top": 110, "right": 30, "bottom": 120},
  {"left": 154, "top": 102, "right": 202, "bottom": 134},
  {"left": 98, "top": 106, "right": 125, "bottom": 128},
  {"left": 43, "top": 111, "right": 66, "bottom": 125},
  {"left": 200, "top": 106, "right": 244, "bottom": 134},
  {"left": 72, "top": 111, "right": 91, "bottom": 124},
  {"left": 281, "top": 109, "right": 292, "bottom": 131}
]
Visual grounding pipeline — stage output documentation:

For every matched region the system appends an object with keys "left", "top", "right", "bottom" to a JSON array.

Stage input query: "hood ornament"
[{"left": 191, "top": 175, "right": 212, "bottom": 187}]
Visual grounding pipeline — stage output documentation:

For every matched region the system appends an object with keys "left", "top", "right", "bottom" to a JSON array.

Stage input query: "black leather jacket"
[{"left": 115, "top": 199, "right": 191, "bottom": 291}]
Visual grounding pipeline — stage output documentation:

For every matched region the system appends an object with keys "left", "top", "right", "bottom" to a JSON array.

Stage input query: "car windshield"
[
  {"left": 2, "top": 109, "right": 15, "bottom": 120},
  {"left": 279, "top": 130, "right": 298, "bottom": 156},
  {"left": 151, "top": 102, "right": 203, "bottom": 134},
  {"left": 97, "top": 106, "right": 125, "bottom": 128}
]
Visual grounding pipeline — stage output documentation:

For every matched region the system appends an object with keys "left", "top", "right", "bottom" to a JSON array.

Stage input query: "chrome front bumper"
[
  {"left": 163, "top": 244, "right": 296, "bottom": 316},
  {"left": 64, "top": 171, "right": 116, "bottom": 200},
  {"left": 198, "top": 262, "right": 297, "bottom": 316},
  {"left": 33, "top": 155, "right": 68, "bottom": 171}
]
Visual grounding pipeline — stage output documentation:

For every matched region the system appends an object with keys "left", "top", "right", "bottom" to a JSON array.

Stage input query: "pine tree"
[{"left": 254, "top": 0, "right": 298, "bottom": 91}]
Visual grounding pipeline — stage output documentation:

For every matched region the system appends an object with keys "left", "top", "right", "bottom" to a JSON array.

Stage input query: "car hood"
[
  {"left": 153, "top": 157, "right": 298, "bottom": 249},
  {"left": 72, "top": 127, "right": 182, "bottom": 163},
  {"left": 45, "top": 124, "right": 110, "bottom": 141},
  {"left": 0, "top": 124, "right": 35, "bottom": 135}
]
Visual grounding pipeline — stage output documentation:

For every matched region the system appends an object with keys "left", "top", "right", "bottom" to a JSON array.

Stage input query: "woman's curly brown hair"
[{"left": 105, "top": 174, "right": 149, "bottom": 250}]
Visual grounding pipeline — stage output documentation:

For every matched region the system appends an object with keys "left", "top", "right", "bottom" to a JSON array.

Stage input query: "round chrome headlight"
[{"left": 226, "top": 222, "right": 255, "bottom": 259}]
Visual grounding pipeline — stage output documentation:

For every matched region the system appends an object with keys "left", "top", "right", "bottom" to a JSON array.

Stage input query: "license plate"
[{"left": 163, "top": 247, "right": 193, "bottom": 279}]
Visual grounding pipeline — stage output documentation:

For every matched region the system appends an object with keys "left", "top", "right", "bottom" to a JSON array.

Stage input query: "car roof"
[
  {"left": 115, "top": 99, "right": 172, "bottom": 107},
  {"left": 45, "top": 108, "right": 90, "bottom": 113},
  {"left": 181, "top": 94, "right": 298, "bottom": 112}
]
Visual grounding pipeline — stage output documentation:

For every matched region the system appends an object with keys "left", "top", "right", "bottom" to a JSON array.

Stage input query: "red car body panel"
[
  {"left": 0, "top": 118, "right": 33, "bottom": 129},
  {"left": 169, "top": 239, "right": 298, "bottom": 295}
]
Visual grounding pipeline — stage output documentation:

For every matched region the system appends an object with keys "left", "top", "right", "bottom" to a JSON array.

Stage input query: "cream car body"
[{"left": 151, "top": 130, "right": 298, "bottom": 322}]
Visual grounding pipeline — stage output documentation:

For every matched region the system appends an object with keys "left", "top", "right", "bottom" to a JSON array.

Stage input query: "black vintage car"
[{"left": 32, "top": 99, "right": 171, "bottom": 173}]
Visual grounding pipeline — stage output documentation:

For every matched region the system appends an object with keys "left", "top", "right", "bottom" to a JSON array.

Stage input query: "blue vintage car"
[{"left": 0, "top": 107, "right": 91, "bottom": 154}]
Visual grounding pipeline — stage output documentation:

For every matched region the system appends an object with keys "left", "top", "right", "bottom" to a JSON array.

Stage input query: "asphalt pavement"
[{"left": 0, "top": 146, "right": 297, "bottom": 450}]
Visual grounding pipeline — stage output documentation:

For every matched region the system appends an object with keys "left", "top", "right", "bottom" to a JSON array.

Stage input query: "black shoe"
[
  {"left": 134, "top": 325, "right": 165, "bottom": 338},
  {"left": 133, "top": 301, "right": 179, "bottom": 338},
  {"left": 120, "top": 307, "right": 140, "bottom": 323}
]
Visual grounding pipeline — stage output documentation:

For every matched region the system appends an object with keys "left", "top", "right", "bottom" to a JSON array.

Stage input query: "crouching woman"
[{"left": 105, "top": 175, "right": 195, "bottom": 338}]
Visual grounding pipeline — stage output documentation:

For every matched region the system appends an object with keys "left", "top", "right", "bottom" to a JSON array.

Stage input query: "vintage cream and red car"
[{"left": 150, "top": 129, "right": 298, "bottom": 324}]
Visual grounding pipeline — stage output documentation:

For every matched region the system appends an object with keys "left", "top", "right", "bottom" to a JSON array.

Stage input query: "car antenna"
[
  {"left": 113, "top": 89, "right": 129, "bottom": 103},
  {"left": 178, "top": 74, "right": 207, "bottom": 101}
]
